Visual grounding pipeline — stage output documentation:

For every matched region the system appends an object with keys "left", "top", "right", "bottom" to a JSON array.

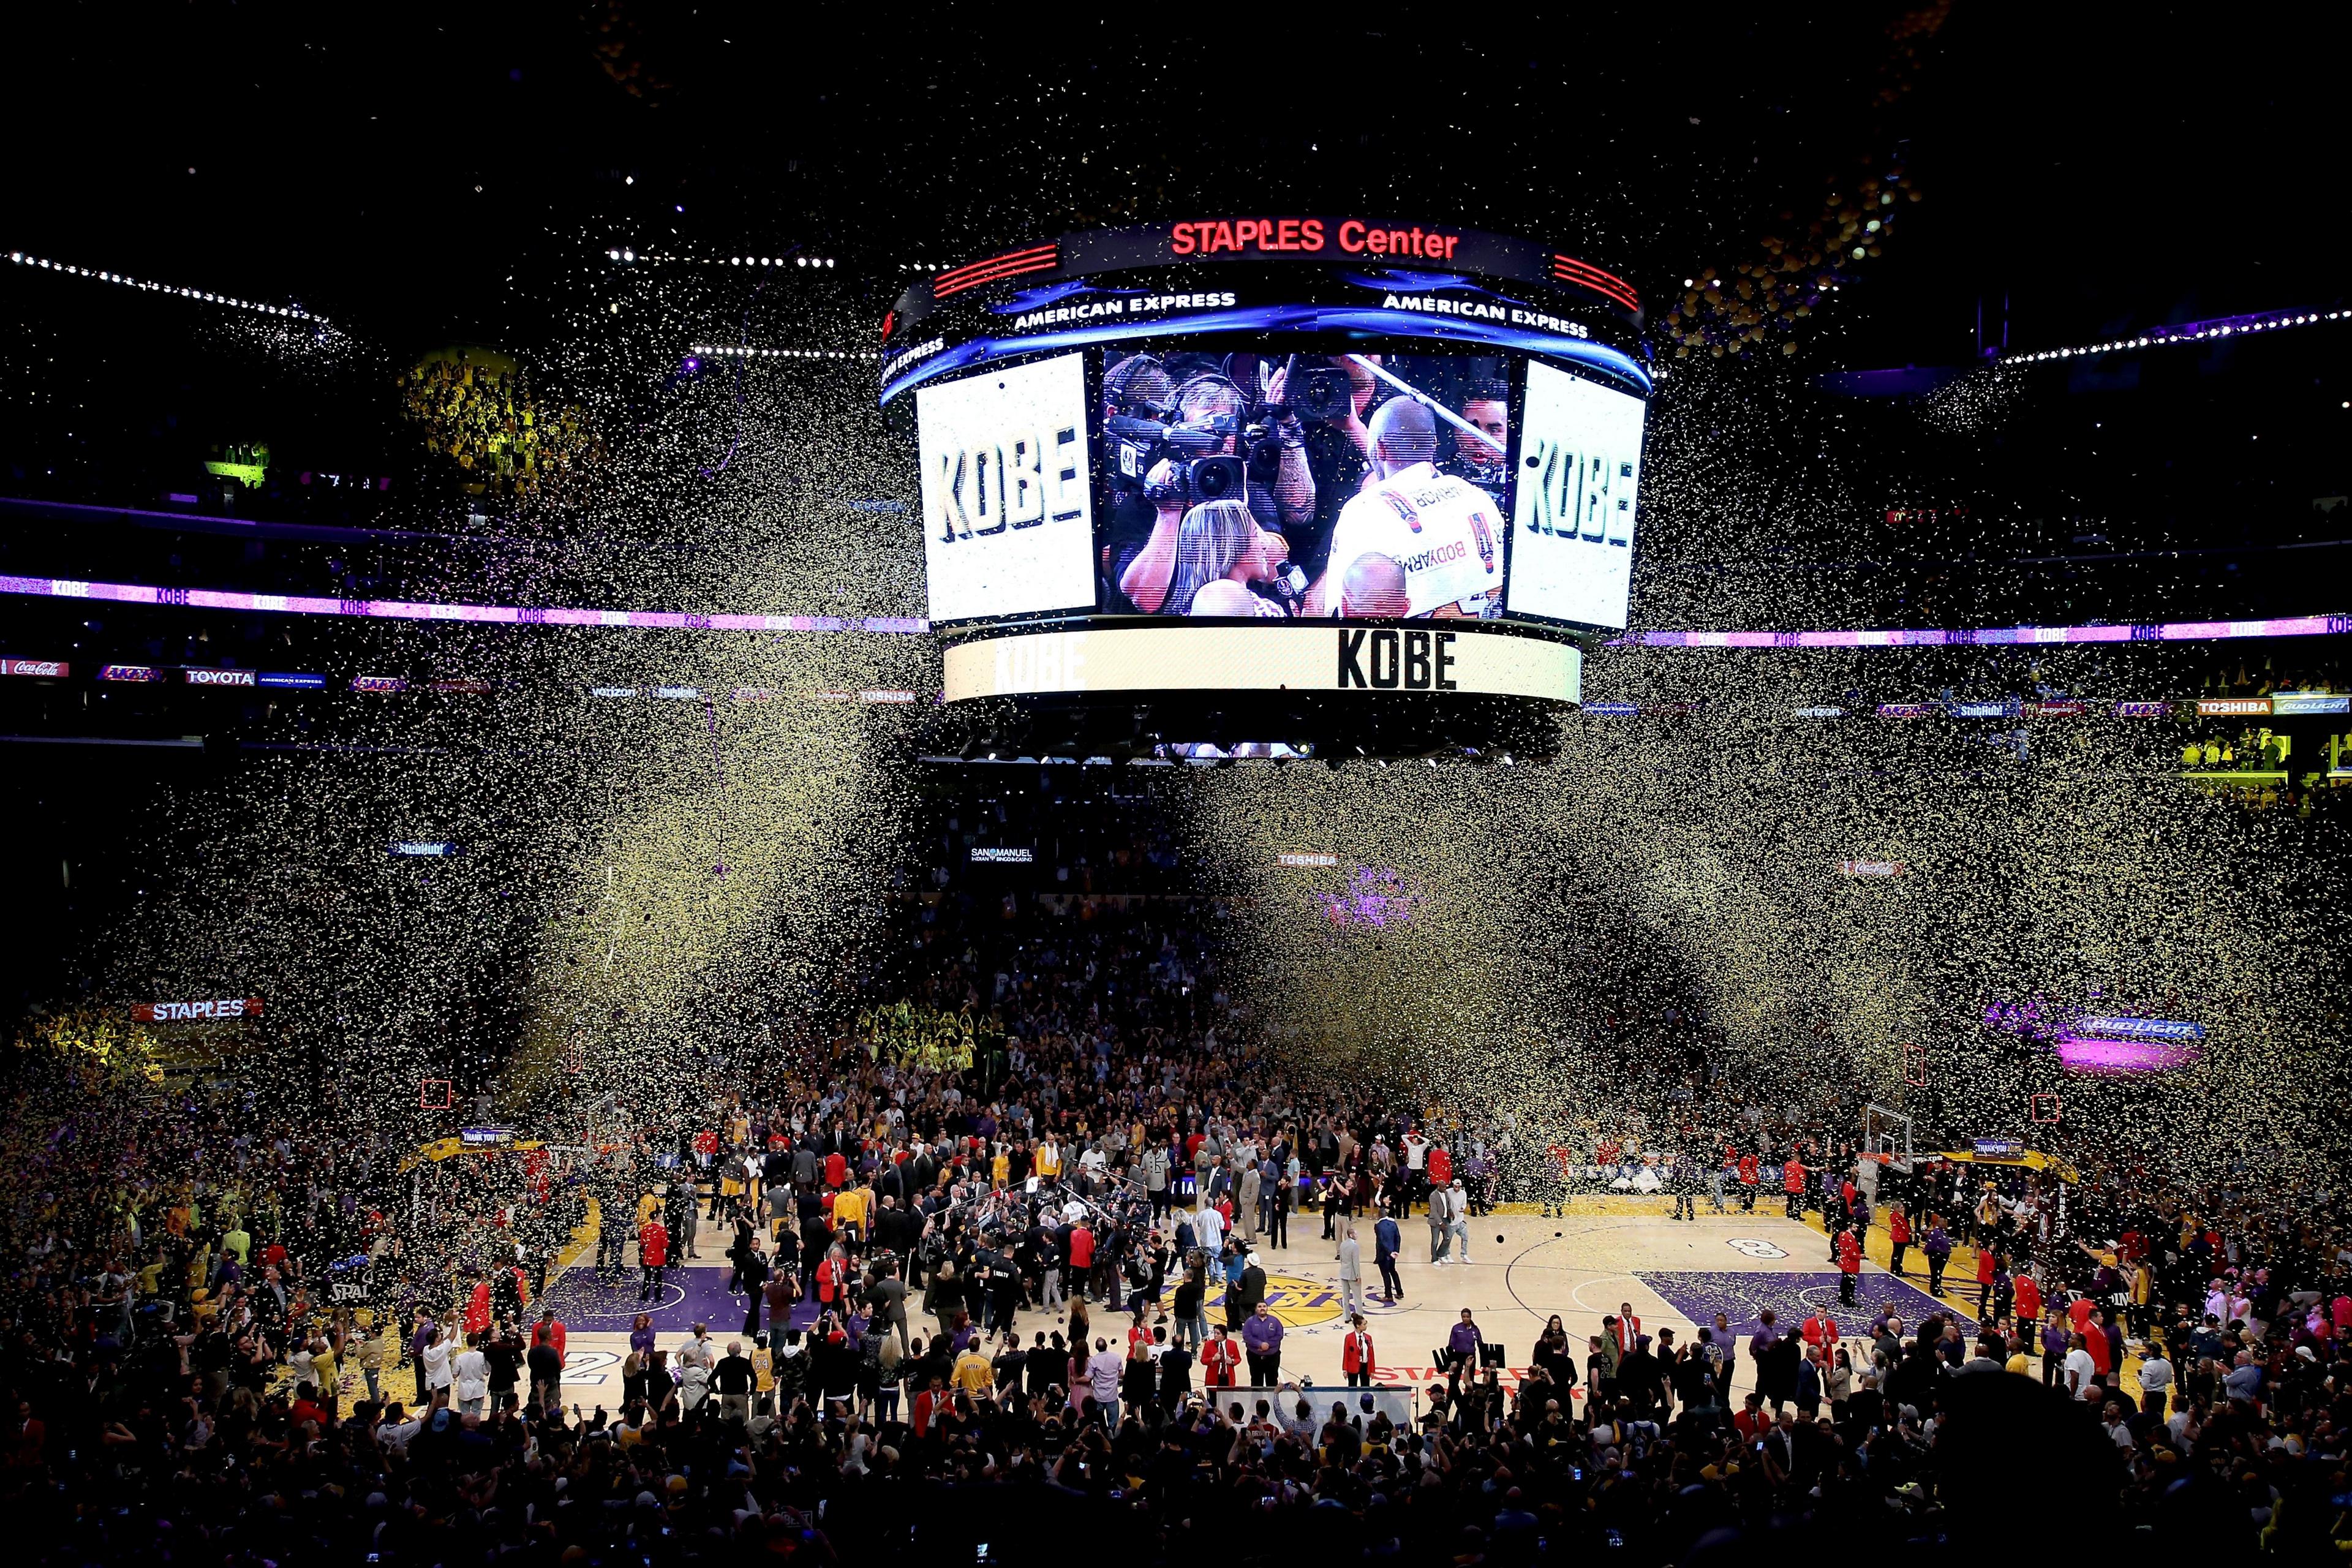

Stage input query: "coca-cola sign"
[{"left": 0, "top": 658, "right": 69, "bottom": 677}]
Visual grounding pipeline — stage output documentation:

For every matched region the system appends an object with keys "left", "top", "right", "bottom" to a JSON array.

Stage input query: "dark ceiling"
[{"left": 12, "top": 2, "right": 2346, "bottom": 360}]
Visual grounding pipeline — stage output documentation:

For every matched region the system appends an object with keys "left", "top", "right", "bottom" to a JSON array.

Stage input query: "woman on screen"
[{"left": 1161, "top": 497, "right": 1288, "bottom": 617}]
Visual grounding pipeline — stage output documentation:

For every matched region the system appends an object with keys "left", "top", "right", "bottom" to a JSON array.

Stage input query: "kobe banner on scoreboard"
[
  {"left": 916, "top": 352, "right": 1098, "bottom": 626},
  {"left": 1504, "top": 359, "right": 1646, "bottom": 631},
  {"left": 1097, "top": 347, "right": 1513, "bottom": 621}
]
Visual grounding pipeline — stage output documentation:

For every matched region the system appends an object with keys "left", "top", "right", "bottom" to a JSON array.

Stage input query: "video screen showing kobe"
[{"left": 1098, "top": 346, "right": 1515, "bottom": 620}]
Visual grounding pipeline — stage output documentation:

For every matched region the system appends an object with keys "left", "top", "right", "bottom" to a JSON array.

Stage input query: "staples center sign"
[
  {"left": 133, "top": 996, "right": 263, "bottom": 1022},
  {"left": 1169, "top": 217, "right": 1465, "bottom": 261}
]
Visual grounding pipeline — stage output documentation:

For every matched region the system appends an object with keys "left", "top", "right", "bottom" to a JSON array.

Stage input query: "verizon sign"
[{"left": 134, "top": 996, "right": 264, "bottom": 1022}]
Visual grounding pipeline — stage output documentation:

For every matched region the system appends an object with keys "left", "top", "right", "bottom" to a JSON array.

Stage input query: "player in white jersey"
[{"left": 1307, "top": 398, "right": 1503, "bottom": 618}]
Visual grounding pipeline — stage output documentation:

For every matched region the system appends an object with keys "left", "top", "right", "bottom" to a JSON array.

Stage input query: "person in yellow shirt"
[
  {"left": 990, "top": 1145, "right": 1011, "bottom": 1189},
  {"left": 1036, "top": 1137, "right": 1063, "bottom": 1182},
  {"left": 832, "top": 1185, "right": 868, "bottom": 1247},
  {"left": 752, "top": 1334, "right": 775, "bottom": 1414},
  {"left": 309, "top": 1335, "right": 340, "bottom": 1416},
  {"left": 952, "top": 1344, "right": 994, "bottom": 1396}
]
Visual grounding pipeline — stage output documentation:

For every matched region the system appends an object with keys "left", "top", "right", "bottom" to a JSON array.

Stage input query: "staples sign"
[
  {"left": 134, "top": 996, "right": 264, "bottom": 1022},
  {"left": 1167, "top": 218, "right": 1464, "bottom": 261}
]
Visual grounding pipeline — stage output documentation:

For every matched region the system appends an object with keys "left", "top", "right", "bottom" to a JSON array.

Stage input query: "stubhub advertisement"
[
  {"left": 1505, "top": 360, "right": 1646, "bottom": 631},
  {"left": 917, "top": 352, "right": 1096, "bottom": 626}
]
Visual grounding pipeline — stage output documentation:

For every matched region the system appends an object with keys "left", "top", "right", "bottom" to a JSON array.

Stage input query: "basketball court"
[{"left": 544, "top": 1194, "right": 1985, "bottom": 1412}]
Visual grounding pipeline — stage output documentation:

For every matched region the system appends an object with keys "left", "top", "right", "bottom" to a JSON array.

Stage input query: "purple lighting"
[
  {"left": 0, "top": 570, "right": 2337, "bottom": 653},
  {"left": 1616, "top": 613, "right": 2346, "bottom": 649},
  {"left": 0, "top": 573, "right": 929, "bottom": 635},
  {"left": 2055, "top": 1035, "right": 2203, "bottom": 1076},
  {"left": 1318, "top": 866, "right": 1426, "bottom": 930}
]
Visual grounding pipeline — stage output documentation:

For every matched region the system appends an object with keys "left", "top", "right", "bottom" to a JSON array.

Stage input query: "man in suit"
[
  {"left": 1336, "top": 1224, "right": 1365, "bottom": 1315},
  {"left": 1374, "top": 1213, "right": 1403, "bottom": 1304},
  {"left": 1427, "top": 1181, "right": 1455, "bottom": 1264}
]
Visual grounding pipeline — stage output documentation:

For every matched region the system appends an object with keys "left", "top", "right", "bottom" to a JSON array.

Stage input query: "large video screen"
[
  {"left": 916, "top": 353, "right": 1097, "bottom": 627},
  {"left": 1096, "top": 347, "right": 1515, "bottom": 620},
  {"left": 1504, "top": 360, "right": 1646, "bottom": 630}
]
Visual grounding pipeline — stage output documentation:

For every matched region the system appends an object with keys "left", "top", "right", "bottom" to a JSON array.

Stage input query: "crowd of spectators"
[{"left": 9, "top": 883, "right": 2352, "bottom": 1561}]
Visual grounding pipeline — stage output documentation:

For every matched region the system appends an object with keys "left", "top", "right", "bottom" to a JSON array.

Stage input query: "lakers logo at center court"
[{"left": 1174, "top": 1273, "right": 1346, "bottom": 1329}]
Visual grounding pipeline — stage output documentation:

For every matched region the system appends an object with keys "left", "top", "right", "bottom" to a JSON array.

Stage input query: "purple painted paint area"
[
  {"left": 541, "top": 1266, "right": 822, "bottom": 1335},
  {"left": 1636, "top": 1270, "right": 1974, "bottom": 1343}
]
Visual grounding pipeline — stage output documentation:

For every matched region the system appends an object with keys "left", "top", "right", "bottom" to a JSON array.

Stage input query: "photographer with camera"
[{"left": 1106, "top": 361, "right": 1314, "bottom": 613}]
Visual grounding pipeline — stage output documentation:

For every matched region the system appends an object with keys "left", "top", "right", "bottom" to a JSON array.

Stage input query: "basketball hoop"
[{"left": 1863, "top": 1102, "right": 1915, "bottom": 1173}]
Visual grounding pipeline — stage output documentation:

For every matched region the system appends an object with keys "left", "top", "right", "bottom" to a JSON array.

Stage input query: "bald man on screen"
[
  {"left": 1308, "top": 398, "right": 1502, "bottom": 619},
  {"left": 1339, "top": 552, "right": 1411, "bottom": 617}
]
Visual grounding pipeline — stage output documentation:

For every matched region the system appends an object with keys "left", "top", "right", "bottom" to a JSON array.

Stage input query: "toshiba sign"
[{"left": 133, "top": 997, "right": 264, "bottom": 1022}]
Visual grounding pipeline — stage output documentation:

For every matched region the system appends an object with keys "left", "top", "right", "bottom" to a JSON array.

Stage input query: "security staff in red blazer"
[
  {"left": 1202, "top": 1323, "right": 1243, "bottom": 1388},
  {"left": 1341, "top": 1314, "right": 1378, "bottom": 1387}
]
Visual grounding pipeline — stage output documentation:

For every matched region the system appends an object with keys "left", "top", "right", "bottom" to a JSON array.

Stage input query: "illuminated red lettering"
[
  {"left": 1409, "top": 226, "right": 1425, "bottom": 254},
  {"left": 1210, "top": 221, "right": 1237, "bottom": 253},
  {"left": 1338, "top": 220, "right": 1366, "bottom": 253},
  {"left": 1276, "top": 218, "right": 1300, "bottom": 250},
  {"left": 1171, "top": 224, "right": 1196, "bottom": 256},
  {"left": 1302, "top": 219, "right": 1325, "bottom": 249},
  {"left": 1235, "top": 219, "right": 1261, "bottom": 248},
  {"left": 1388, "top": 228, "right": 1411, "bottom": 254},
  {"left": 1366, "top": 227, "right": 1390, "bottom": 254}
]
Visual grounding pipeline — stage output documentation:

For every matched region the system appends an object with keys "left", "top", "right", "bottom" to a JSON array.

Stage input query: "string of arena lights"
[
  {"left": 603, "top": 249, "right": 837, "bottom": 268},
  {"left": 1998, "top": 304, "right": 2348, "bottom": 365},
  {"left": 0, "top": 571, "right": 2343, "bottom": 648},
  {"left": 6, "top": 249, "right": 323, "bottom": 322},
  {"left": 689, "top": 344, "right": 880, "bottom": 361}
]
